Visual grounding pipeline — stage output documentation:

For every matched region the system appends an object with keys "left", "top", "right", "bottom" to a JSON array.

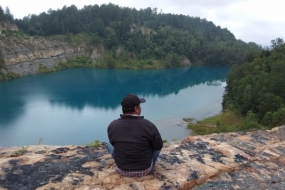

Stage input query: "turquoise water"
[{"left": 0, "top": 67, "right": 229, "bottom": 146}]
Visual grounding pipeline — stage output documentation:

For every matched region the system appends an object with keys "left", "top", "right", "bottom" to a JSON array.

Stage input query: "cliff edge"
[{"left": 0, "top": 126, "right": 284, "bottom": 190}]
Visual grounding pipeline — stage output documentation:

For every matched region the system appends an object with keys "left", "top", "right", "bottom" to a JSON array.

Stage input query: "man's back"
[{"left": 108, "top": 115, "right": 163, "bottom": 171}]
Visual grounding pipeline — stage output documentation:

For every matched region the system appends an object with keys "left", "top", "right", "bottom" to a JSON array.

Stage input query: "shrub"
[
  {"left": 272, "top": 108, "right": 285, "bottom": 126},
  {"left": 239, "top": 110, "right": 262, "bottom": 130},
  {"left": 86, "top": 140, "right": 101, "bottom": 147}
]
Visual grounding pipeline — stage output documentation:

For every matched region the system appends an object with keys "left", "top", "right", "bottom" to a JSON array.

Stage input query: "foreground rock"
[{"left": 0, "top": 126, "right": 284, "bottom": 190}]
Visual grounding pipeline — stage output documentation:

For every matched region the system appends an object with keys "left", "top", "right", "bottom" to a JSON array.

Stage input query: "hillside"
[
  {"left": 13, "top": 3, "right": 262, "bottom": 66},
  {"left": 0, "top": 4, "right": 262, "bottom": 80},
  {"left": 222, "top": 40, "right": 285, "bottom": 129}
]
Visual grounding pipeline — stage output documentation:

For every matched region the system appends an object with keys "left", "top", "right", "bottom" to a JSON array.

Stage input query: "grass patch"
[
  {"left": 0, "top": 72, "right": 20, "bottom": 80},
  {"left": 188, "top": 123, "right": 216, "bottom": 135},
  {"left": 85, "top": 140, "right": 102, "bottom": 147},
  {"left": 188, "top": 109, "right": 245, "bottom": 135},
  {"left": 13, "top": 146, "right": 29, "bottom": 156},
  {"left": 38, "top": 65, "right": 55, "bottom": 73},
  {"left": 201, "top": 109, "right": 243, "bottom": 126},
  {"left": 38, "top": 137, "right": 43, "bottom": 145}
]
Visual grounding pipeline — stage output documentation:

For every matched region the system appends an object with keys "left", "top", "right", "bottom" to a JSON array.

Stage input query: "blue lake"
[{"left": 0, "top": 66, "right": 229, "bottom": 147}]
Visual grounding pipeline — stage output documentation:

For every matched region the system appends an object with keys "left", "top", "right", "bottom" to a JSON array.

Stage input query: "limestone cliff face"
[
  {"left": 0, "top": 23, "right": 193, "bottom": 78},
  {"left": 0, "top": 126, "right": 284, "bottom": 190},
  {"left": 0, "top": 21, "right": 18, "bottom": 32},
  {"left": 0, "top": 32, "right": 103, "bottom": 76}
]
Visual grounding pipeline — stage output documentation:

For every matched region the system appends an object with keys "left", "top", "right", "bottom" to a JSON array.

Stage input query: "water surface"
[{"left": 0, "top": 67, "right": 228, "bottom": 146}]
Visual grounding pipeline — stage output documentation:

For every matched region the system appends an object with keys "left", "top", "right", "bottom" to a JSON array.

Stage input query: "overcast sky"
[{"left": 1, "top": 0, "right": 285, "bottom": 47}]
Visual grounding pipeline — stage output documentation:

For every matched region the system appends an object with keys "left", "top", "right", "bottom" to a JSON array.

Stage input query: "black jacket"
[{"left": 107, "top": 114, "right": 163, "bottom": 171}]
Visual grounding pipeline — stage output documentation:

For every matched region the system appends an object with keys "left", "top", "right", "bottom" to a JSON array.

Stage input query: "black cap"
[{"left": 121, "top": 94, "right": 146, "bottom": 108}]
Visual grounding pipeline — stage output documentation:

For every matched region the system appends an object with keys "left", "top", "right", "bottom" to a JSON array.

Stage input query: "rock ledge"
[{"left": 0, "top": 126, "right": 284, "bottom": 190}]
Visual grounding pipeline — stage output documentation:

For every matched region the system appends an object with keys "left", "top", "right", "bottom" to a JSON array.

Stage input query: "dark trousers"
[{"left": 106, "top": 143, "right": 160, "bottom": 171}]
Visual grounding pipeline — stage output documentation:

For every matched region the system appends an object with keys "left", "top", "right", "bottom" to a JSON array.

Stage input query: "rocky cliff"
[
  {"left": 0, "top": 25, "right": 103, "bottom": 76},
  {"left": 0, "top": 126, "right": 284, "bottom": 190},
  {"left": 0, "top": 22, "right": 195, "bottom": 79}
]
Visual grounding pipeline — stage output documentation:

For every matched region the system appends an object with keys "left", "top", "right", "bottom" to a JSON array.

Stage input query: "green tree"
[
  {"left": 4, "top": 7, "right": 14, "bottom": 22},
  {"left": 0, "top": 51, "right": 4, "bottom": 69},
  {"left": 106, "top": 54, "right": 116, "bottom": 68},
  {"left": 240, "top": 110, "right": 261, "bottom": 130},
  {"left": 271, "top": 38, "right": 284, "bottom": 48},
  {"left": 0, "top": 6, "right": 5, "bottom": 21},
  {"left": 105, "top": 28, "right": 118, "bottom": 49},
  {"left": 93, "top": 18, "right": 105, "bottom": 37},
  {"left": 261, "top": 112, "right": 273, "bottom": 128},
  {"left": 272, "top": 108, "right": 285, "bottom": 126},
  {"left": 223, "top": 40, "right": 285, "bottom": 128},
  {"left": 257, "top": 93, "right": 283, "bottom": 119},
  {"left": 120, "top": 18, "right": 131, "bottom": 36},
  {"left": 135, "top": 32, "right": 145, "bottom": 53}
]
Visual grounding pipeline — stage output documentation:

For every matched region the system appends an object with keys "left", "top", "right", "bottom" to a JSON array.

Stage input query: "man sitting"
[{"left": 107, "top": 94, "right": 163, "bottom": 177}]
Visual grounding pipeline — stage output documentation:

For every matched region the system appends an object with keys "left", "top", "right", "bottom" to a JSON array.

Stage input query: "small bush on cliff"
[
  {"left": 38, "top": 137, "right": 43, "bottom": 145},
  {"left": 0, "top": 72, "right": 20, "bottom": 80},
  {"left": 13, "top": 146, "right": 29, "bottom": 156},
  {"left": 86, "top": 140, "right": 101, "bottom": 147},
  {"left": 239, "top": 110, "right": 263, "bottom": 131},
  {"left": 0, "top": 50, "right": 4, "bottom": 69},
  {"left": 259, "top": 107, "right": 285, "bottom": 129},
  {"left": 64, "top": 55, "right": 94, "bottom": 68},
  {"left": 38, "top": 65, "right": 55, "bottom": 73}
]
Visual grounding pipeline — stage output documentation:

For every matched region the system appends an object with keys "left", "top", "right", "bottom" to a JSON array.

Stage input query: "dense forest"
[
  {"left": 223, "top": 38, "right": 285, "bottom": 129},
  {"left": 0, "top": 3, "right": 262, "bottom": 67}
]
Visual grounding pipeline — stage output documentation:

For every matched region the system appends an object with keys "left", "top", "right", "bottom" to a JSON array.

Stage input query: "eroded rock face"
[
  {"left": 0, "top": 22, "right": 18, "bottom": 32},
  {"left": 0, "top": 35, "right": 103, "bottom": 76},
  {"left": 0, "top": 126, "right": 284, "bottom": 190}
]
